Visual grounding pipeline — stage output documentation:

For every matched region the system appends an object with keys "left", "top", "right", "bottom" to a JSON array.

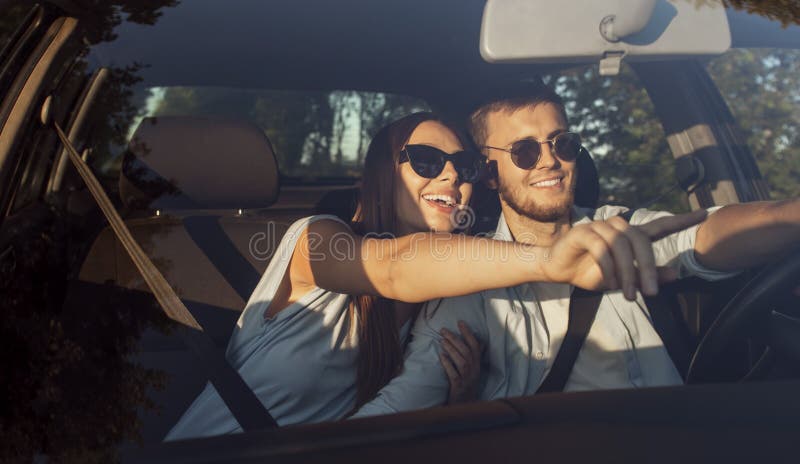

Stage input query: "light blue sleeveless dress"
[{"left": 165, "top": 215, "right": 410, "bottom": 440}]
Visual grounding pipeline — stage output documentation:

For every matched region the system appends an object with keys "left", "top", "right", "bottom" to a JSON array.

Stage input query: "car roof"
[
  {"left": 83, "top": 0, "right": 564, "bottom": 101},
  {"left": 79, "top": 0, "right": 800, "bottom": 105}
]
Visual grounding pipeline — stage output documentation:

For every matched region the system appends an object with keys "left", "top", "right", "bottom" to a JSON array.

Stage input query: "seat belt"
[
  {"left": 617, "top": 208, "right": 692, "bottom": 379},
  {"left": 53, "top": 123, "right": 278, "bottom": 431},
  {"left": 536, "top": 287, "right": 603, "bottom": 393},
  {"left": 535, "top": 207, "right": 694, "bottom": 393},
  {"left": 535, "top": 208, "right": 606, "bottom": 394},
  {"left": 642, "top": 290, "right": 691, "bottom": 379},
  {"left": 184, "top": 215, "right": 262, "bottom": 303}
]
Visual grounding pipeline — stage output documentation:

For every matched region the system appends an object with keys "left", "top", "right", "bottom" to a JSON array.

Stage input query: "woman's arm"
[
  {"left": 291, "top": 210, "right": 707, "bottom": 303},
  {"left": 292, "top": 219, "right": 545, "bottom": 303}
]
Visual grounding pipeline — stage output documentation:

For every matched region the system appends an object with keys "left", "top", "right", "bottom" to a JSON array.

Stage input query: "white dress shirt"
[{"left": 354, "top": 205, "right": 736, "bottom": 417}]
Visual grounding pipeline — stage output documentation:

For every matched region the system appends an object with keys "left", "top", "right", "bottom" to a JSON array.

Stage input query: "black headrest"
[
  {"left": 574, "top": 147, "right": 599, "bottom": 209},
  {"left": 315, "top": 188, "right": 360, "bottom": 223},
  {"left": 119, "top": 116, "right": 280, "bottom": 210}
]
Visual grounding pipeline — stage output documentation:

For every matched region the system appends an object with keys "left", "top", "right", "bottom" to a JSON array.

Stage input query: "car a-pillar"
[{"left": 632, "top": 60, "right": 772, "bottom": 210}]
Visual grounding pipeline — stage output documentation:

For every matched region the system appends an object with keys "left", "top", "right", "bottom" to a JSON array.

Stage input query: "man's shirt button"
[{"left": 535, "top": 351, "right": 544, "bottom": 360}]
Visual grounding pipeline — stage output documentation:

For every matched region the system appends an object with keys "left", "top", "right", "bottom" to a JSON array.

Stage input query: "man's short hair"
[{"left": 468, "top": 83, "right": 567, "bottom": 148}]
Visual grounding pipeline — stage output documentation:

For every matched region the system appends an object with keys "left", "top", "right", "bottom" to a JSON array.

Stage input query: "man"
[{"left": 353, "top": 84, "right": 800, "bottom": 416}]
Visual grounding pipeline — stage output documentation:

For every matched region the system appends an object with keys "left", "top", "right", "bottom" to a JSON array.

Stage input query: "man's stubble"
[{"left": 498, "top": 179, "right": 577, "bottom": 223}]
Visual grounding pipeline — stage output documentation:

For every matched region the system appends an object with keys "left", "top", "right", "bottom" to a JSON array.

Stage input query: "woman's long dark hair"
[{"left": 348, "top": 112, "right": 467, "bottom": 411}]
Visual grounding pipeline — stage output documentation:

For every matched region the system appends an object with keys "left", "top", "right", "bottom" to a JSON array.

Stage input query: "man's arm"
[
  {"left": 695, "top": 199, "right": 800, "bottom": 271},
  {"left": 351, "top": 293, "right": 487, "bottom": 418}
]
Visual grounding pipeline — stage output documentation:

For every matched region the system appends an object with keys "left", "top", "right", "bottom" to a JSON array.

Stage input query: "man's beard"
[{"left": 498, "top": 182, "right": 575, "bottom": 223}]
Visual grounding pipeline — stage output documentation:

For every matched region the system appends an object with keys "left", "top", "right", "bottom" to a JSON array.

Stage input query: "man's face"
[{"left": 483, "top": 103, "right": 577, "bottom": 223}]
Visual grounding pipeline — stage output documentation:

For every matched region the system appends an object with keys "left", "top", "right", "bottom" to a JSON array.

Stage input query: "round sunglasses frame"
[{"left": 481, "top": 132, "right": 582, "bottom": 170}]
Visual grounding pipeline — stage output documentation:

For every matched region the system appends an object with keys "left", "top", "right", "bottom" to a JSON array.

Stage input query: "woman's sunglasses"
[
  {"left": 399, "top": 145, "right": 485, "bottom": 184},
  {"left": 482, "top": 132, "right": 582, "bottom": 169}
]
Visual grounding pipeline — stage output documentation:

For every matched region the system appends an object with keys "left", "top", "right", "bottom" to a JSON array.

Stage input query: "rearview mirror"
[{"left": 480, "top": 0, "right": 731, "bottom": 75}]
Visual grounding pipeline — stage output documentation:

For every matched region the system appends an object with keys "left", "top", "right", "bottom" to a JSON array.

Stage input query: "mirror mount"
[{"left": 599, "top": 50, "right": 625, "bottom": 76}]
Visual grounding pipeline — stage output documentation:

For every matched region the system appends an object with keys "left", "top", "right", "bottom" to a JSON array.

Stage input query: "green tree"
[
  {"left": 707, "top": 49, "right": 800, "bottom": 200},
  {"left": 723, "top": 0, "right": 800, "bottom": 26},
  {"left": 80, "top": 0, "right": 181, "bottom": 44}
]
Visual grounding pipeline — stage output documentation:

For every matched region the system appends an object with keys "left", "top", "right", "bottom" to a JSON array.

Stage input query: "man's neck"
[{"left": 500, "top": 203, "right": 571, "bottom": 247}]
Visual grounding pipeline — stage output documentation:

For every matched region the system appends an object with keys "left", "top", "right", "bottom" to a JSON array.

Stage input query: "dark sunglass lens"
[
  {"left": 510, "top": 140, "right": 541, "bottom": 169},
  {"left": 405, "top": 146, "right": 445, "bottom": 178},
  {"left": 553, "top": 133, "right": 581, "bottom": 161}
]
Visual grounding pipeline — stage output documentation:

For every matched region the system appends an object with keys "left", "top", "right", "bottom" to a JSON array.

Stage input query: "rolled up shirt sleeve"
[
  {"left": 351, "top": 293, "right": 487, "bottom": 418},
  {"left": 628, "top": 206, "right": 739, "bottom": 281}
]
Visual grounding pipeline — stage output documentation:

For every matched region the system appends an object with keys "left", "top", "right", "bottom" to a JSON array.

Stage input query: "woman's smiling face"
[{"left": 394, "top": 121, "right": 474, "bottom": 234}]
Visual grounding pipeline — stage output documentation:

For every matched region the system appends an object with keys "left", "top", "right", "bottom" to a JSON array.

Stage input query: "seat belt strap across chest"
[
  {"left": 53, "top": 123, "right": 278, "bottom": 431},
  {"left": 618, "top": 208, "right": 691, "bottom": 379},
  {"left": 536, "top": 207, "right": 693, "bottom": 393},
  {"left": 536, "top": 287, "right": 603, "bottom": 393},
  {"left": 536, "top": 208, "right": 604, "bottom": 394}
]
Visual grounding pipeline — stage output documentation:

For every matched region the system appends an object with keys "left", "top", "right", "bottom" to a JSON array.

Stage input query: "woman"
[{"left": 166, "top": 112, "right": 595, "bottom": 440}]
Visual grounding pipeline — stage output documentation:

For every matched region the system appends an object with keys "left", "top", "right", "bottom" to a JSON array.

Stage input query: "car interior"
[{"left": 1, "top": 1, "right": 799, "bottom": 462}]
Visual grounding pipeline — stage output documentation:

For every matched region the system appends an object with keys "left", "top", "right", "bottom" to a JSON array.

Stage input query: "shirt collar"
[{"left": 491, "top": 213, "right": 514, "bottom": 242}]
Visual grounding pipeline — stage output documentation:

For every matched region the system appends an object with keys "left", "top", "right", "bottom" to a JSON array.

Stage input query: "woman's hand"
[
  {"left": 542, "top": 210, "right": 708, "bottom": 300},
  {"left": 439, "top": 321, "right": 483, "bottom": 404}
]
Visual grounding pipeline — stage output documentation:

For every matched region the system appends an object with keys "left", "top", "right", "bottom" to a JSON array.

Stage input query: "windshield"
[{"left": 1, "top": 1, "right": 799, "bottom": 462}]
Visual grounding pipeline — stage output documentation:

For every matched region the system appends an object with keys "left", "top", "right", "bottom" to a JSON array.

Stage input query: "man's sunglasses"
[
  {"left": 399, "top": 145, "right": 485, "bottom": 184},
  {"left": 482, "top": 132, "right": 582, "bottom": 169}
]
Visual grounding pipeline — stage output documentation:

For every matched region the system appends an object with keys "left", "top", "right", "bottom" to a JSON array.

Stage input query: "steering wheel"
[{"left": 686, "top": 248, "right": 800, "bottom": 384}]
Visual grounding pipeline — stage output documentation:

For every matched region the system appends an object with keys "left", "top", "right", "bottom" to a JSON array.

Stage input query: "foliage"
[
  {"left": 723, "top": 0, "right": 800, "bottom": 26},
  {"left": 0, "top": 203, "right": 170, "bottom": 463},
  {"left": 77, "top": 0, "right": 181, "bottom": 44},
  {"left": 707, "top": 48, "right": 800, "bottom": 200}
]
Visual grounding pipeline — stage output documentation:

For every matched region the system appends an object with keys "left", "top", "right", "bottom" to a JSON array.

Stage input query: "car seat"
[{"left": 73, "top": 115, "right": 299, "bottom": 442}]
